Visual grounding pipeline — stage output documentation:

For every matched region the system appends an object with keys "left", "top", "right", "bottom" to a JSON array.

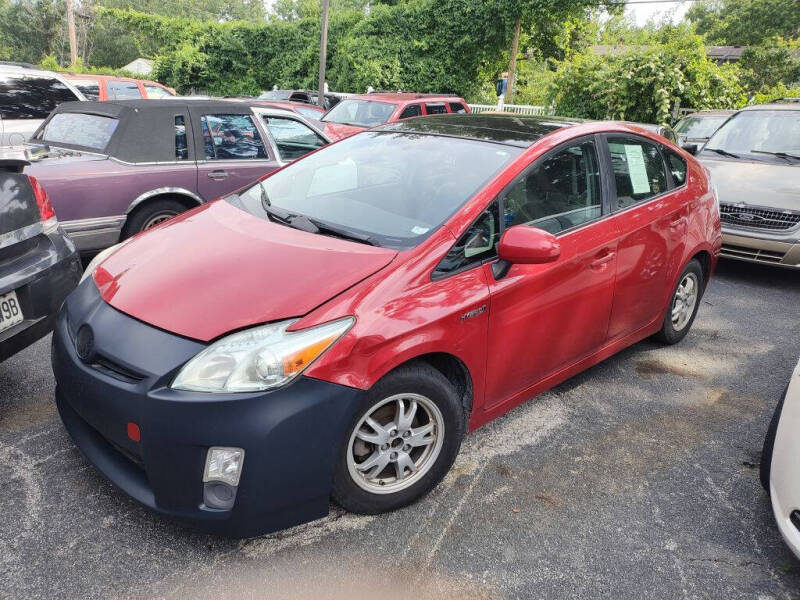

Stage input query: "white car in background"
[
  {"left": 0, "top": 62, "right": 85, "bottom": 146},
  {"left": 761, "top": 357, "right": 800, "bottom": 558}
]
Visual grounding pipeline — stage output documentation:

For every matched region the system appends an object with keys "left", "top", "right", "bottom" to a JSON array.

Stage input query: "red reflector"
[
  {"left": 127, "top": 422, "right": 141, "bottom": 442},
  {"left": 28, "top": 175, "right": 57, "bottom": 222}
]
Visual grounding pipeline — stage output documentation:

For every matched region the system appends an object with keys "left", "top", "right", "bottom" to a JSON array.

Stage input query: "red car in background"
[
  {"left": 65, "top": 74, "right": 176, "bottom": 101},
  {"left": 320, "top": 92, "right": 470, "bottom": 140},
  {"left": 53, "top": 114, "right": 720, "bottom": 537}
]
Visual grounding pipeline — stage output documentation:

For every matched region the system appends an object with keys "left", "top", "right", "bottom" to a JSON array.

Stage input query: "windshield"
[
  {"left": 35, "top": 112, "right": 118, "bottom": 150},
  {"left": 704, "top": 110, "right": 800, "bottom": 158},
  {"left": 259, "top": 91, "right": 292, "bottom": 101},
  {"left": 227, "top": 131, "right": 521, "bottom": 249},
  {"left": 674, "top": 115, "right": 729, "bottom": 139},
  {"left": 321, "top": 100, "right": 397, "bottom": 127}
]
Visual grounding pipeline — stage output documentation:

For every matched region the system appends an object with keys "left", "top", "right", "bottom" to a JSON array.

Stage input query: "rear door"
[
  {"left": 190, "top": 108, "right": 278, "bottom": 200},
  {"left": 602, "top": 134, "right": 689, "bottom": 340}
]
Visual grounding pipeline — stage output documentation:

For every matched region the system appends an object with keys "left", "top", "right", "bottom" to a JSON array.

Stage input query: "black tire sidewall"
[
  {"left": 331, "top": 362, "right": 465, "bottom": 515},
  {"left": 122, "top": 199, "right": 187, "bottom": 238},
  {"left": 657, "top": 259, "right": 704, "bottom": 344},
  {"left": 760, "top": 387, "right": 787, "bottom": 492}
]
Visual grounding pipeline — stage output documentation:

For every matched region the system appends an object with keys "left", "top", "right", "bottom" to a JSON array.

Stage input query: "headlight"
[
  {"left": 171, "top": 317, "right": 354, "bottom": 393},
  {"left": 79, "top": 243, "right": 122, "bottom": 284}
]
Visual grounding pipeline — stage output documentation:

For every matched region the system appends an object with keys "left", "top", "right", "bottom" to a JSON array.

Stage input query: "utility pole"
[
  {"left": 505, "top": 16, "right": 521, "bottom": 103},
  {"left": 317, "top": 0, "right": 330, "bottom": 108},
  {"left": 66, "top": 0, "right": 78, "bottom": 68}
]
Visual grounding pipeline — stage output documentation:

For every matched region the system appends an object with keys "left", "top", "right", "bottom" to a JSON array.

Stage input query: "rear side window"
[
  {"left": 434, "top": 201, "right": 500, "bottom": 276},
  {"left": 399, "top": 104, "right": 422, "bottom": 119},
  {"left": 201, "top": 114, "right": 267, "bottom": 160},
  {"left": 667, "top": 151, "right": 687, "bottom": 186},
  {"left": 503, "top": 140, "right": 603, "bottom": 234},
  {"left": 0, "top": 75, "right": 80, "bottom": 119},
  {"left": 107, "top": 80, "right": 142, "bottom": 100},
  {"left": 144, "top": 84, "right": 174, "bottom": 99},
  {"left": 607, "top": 136, "right": 668, "bottom": 209},
  {"left": 449, "top": 102, "right": 467, "bottom": 114},
  {"left": 37, "top": 113, "right": 118, "bottom": 150},
  {"left": 425, "top": 103, "right": 447, "bottom": 115},
  {"left": 72, "top": 80, "right": 100, "bottom": 101}
]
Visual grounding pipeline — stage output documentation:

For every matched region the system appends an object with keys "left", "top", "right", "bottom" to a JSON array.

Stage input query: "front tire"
[
  {"left": 332, "top": 362, "right": 465, "bottom": 514},
  {"left": 655, "top": 258, "right": 704, "bottom": 344},
  {"left": 760, "top": 387, "right": 787, "bottom": 492}
]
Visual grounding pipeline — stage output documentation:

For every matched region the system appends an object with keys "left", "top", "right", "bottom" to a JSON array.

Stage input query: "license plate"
[{"left": 0, "top": 290, "right": 23, "bottom": 334}]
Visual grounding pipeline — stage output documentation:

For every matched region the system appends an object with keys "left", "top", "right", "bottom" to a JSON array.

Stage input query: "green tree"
[
  {"left": 687, "top": 0, "right": 800, "bottom": 45},
  {"left": 738, "top": 37, "right": 800, "bottom": 91}
]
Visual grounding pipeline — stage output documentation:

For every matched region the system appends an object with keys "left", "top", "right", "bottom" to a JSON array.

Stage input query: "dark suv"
[{"left": 0, "top": 150, "right": 81, "bottom": 361}]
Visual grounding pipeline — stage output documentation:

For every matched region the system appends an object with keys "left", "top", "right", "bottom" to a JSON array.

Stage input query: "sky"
[{"left": 625, "top": 0, "right": 692, "bottom": 26}]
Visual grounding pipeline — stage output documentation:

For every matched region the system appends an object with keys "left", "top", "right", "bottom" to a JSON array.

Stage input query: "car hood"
[
  {"left": 94, "top": 200, "right": 398, "bottom": 342},
  {"left": 700, "top": 156, "right": 800, "bottom": 211},
  {"left": 322, "top": 121, "right": 366, "bottom": 141}
]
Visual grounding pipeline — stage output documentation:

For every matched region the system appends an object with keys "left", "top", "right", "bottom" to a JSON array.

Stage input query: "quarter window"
[
  {"left": 398, "top": 104, "right": 422, "bottom": 119},
  {"left": 608, "top": 136, "right": 668, "bottom": 209},
  {"left": 144, "top": 84, "right": 174, "bottom": 98},
  {"left": 449, "top": 102, "right": 468, "bottom": 114},
  {"left": 175, "top": 115, "right": 188, "bottom": 160},
  {"left": 201, "top": 114, "right": 267, "bottom": 160},
  {"left": 425, "top": 103, "right": 447, "bottom": 115},
  {"left": 434, "top": 201, "right": 500, "bottom": 276},
  {"left": 262, "top": 116, "right": 326, "bottom": 161},
  {"left": 667, "top": 151, "right": 687, "bottom": 186},
  {"left": 72, "top": 80, "right": 100, "bottom": 101},
  {"left": 503, "top": 140, "right": 603, "bottom": 235}
]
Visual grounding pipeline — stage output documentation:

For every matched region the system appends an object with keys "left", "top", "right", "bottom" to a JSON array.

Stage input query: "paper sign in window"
[{"left": 623, "top": 144, "right": 651, "bottom": 195}]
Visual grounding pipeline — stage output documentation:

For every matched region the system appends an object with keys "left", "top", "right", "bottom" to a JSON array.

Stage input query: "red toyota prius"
[{"left": 52, "top": 114, "right": 721, "bottom": 537}]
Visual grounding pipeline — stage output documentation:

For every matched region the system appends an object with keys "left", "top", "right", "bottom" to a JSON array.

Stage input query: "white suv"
[{"left": 0, "top": 62, "right": 86, "bottom": 146}]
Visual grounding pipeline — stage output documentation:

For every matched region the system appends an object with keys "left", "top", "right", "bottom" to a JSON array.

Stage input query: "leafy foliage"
[{"left": 687, "top": 0, "right": 800, "bottom": 45}]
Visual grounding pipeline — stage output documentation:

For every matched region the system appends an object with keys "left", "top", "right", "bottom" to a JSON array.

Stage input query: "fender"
[{"left": 126, "top": 187, "right": 204, "bottom": 215}]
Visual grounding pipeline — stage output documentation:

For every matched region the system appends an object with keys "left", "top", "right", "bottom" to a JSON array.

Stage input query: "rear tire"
[
  {"left": 760, "top": 387, "right": 787, "bottom": 492},
  {"left": 655, "top": 258, "right": 704, "bottom": 345},
  {"left": 332, "top": 362, "right": 465, "bottom": 515},
  {"left": 122, "top": 199, "right": 187, "bottom": 239}
]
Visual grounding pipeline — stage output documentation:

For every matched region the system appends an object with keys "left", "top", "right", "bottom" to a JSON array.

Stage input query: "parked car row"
[{"left": 1, "top": 71, "right": 798, "bottom": 552}]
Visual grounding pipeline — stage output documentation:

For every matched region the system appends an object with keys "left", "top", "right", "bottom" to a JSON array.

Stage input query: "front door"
[
  {"left": 483, "top": 137, "right": 619, "bottom": 409},
  {"left": 602, "top": 134, "right": 689, "bottom": 340},
  {"left": 191, "top": 109, "right": 278, "bottom": 200}
]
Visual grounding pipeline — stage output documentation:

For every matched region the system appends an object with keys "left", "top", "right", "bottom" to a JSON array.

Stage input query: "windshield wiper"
[
  {"left": 704, "top": 147, "right": 740, "bottom": 159},
  {"left": 750, "top": 149, "right": 800, "bottom": 162},
  {"left": 305, "top": 216, "right": 378, "bottom": 246}
]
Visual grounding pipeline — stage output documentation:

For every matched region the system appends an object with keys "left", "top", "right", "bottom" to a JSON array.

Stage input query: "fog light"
[{"left": 203, "top": 447, "right": 245, "bottom": 487}]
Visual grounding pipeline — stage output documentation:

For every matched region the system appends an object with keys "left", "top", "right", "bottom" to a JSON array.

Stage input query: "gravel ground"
[{"left": 1, "top": 258, "right": 799, "bottom": 600}]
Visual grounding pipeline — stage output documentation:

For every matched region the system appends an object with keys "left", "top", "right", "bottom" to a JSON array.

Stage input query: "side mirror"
[
  {"left": 497, "top": 225, "right": 561, "bottom": 265},
  {"left": 681, "top": 143, "right": 699, "bottom": 155}
]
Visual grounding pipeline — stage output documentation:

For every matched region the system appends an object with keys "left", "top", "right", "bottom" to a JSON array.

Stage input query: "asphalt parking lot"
[{"left": 1, "top": 258, "right": 799, "bottom": 600}]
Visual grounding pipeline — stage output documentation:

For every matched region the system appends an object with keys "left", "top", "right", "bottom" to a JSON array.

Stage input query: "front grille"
[
  {"left": 720, "top": 204, "right": 800, "bottom": 231},
  {"left": 721, "top": 244, "right": 786, "bottom": 264}
]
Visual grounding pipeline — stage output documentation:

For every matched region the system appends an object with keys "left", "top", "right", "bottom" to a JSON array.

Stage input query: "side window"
[
  {"left": 175, "top": 115, "right": 188, "bottom": 160},
  {"left": 73, "top": 80, "right": 100, "bottom": 101},
  {"left": 608, "top": 136, "right": 668, "bottom": 209},
  {"left": 0, "top": 75, "right": 80, "bottom": 119},
  {"left": 449, "top": 102, "right": 467, "bottom": 114},
  {"left": 425, "top": 103, "right": 447, "bottom": 115},
  {"left": 145, "top": 84, "right": 173, "bottom": 99},
  {"left": 398, "top": 104, "right": 422, "bottom": 119},
  {"left": 107, "top": 80, "right": 142, "bottom": 100},
  {"left": 667, "top": 151, "right": 687, "bottom": 187},
  {"left": 200, "top": 114, "right": 267, "bottom": 160},
  {"left": 262, "top": 116, "right": 326, "bottom": 161},
  {"left": 434, "top": 201, "right": 500, "bottom": 276},
  {"left": 502, "top": 140, "right": 603, "bottom": 235}
]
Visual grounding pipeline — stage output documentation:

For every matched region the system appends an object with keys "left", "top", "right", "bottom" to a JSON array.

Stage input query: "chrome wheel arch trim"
[{"left": 126, "top": 187, "right": 204, "bottom": 214}]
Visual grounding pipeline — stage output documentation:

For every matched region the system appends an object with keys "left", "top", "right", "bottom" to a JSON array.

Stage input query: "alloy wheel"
[
  {"left": 671, "top": 272, "right": 699, "bottom": 331},
  {"left": 142, "top": 211, "right": 178, "bottom": 230}
]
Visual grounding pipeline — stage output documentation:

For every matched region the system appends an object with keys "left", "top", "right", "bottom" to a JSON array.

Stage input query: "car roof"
[
  {"left": 681, "top": 110, "right": 736, "bottom": 118},
  {"left": 377, "top": 113, "right": 584, "bottom": 147},
  {"left": 65, "top": 73, "right": 165, "bottom": 85},
  {"left": 346, "top": 93, "right": 464, "bottom": 104},
  {"left": 740, "top": 103, "right": 800, "bottom": 112},
  {"left": 53, "top": 98, "right": 255, "bottom": 114}
]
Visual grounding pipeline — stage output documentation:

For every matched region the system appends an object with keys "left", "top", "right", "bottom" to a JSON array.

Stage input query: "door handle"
[
  {"left": 208, "top": 170, "right": 229, "bottom": 180},
  {"left": 590, "top": 250, "right": 615, "bottom": 269}
]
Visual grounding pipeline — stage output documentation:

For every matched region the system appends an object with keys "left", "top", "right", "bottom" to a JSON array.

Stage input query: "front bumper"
[
  {"left": 770, "top": 360, "right": 800, "bottom": 559},
  {"left": 0, "top": 226, "right": 81, "bottom": 362},
  {"left": 52, "top": 280, "right": 365, "bottom": 537},
  {"left": 721, "top": 229, "right": 800, "bottom": 269}
]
